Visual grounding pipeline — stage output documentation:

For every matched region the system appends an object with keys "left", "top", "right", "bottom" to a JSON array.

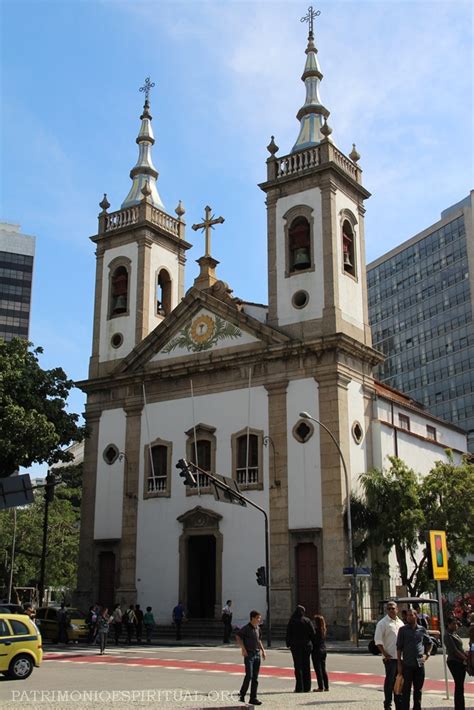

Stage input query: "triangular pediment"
[{"left": 114, "top": 287, "right": 290, "bottom": 375}]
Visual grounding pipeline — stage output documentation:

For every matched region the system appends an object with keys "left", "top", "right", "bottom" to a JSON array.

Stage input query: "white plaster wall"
[
  {"left": 287, "top": 379, "right": 322, "bottom": 530},
  {"left": 335, "top": 191, "right": 364, "bottom": 329},
  {"left": 276, "top": 188, "right": 324, "bottom": 326},
  {"left": 373, "top": 398, "right": 467, "bottom": 454},
  {"left": 346, "top": 380, "right": 369, "bottom": 495},
  {"left": 152, "top": 308, "right": 259, "bottom": 362},
  {"left": 135, "top": 386, "right": 269, "bottom": 623},
  {"left": 147, "top": 243, "right": 181, "bottom": 332},
  {"left": 94, "top": 409, "right": 126, "bottom": 540},
  {"left": 100, "top": 242, "right": 138, "bottom": 362}
]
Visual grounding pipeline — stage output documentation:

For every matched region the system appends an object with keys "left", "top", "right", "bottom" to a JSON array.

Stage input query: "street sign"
[
  {"left": 212, "top": 475, "right": 247, "bottom": 506},
  {"left": 343, "top": 566, "right": 371, "bottom": 577},
  {"left": 0, "top": 474, "right": 34, "bottom": 510}
]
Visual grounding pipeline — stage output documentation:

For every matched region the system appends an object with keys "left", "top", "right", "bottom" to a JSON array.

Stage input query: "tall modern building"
[
  {"left": 367, "top": 192, "right": 474, "bottom": 450},
  {"left": 0, "top": 223, "right": 35, "bottom": 342}
]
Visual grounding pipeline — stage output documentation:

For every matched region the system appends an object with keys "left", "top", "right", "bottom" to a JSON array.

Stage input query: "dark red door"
[
  {"left": 295, "top": 543, "right": 319, "bottom": 617},
  {"left": 98, "top": 551, "right": 115, "bottom": 610}
]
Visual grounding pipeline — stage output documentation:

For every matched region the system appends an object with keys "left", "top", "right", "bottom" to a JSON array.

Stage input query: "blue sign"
[{"left": 343, "top": 566, "right": 371, "bottom": 577}]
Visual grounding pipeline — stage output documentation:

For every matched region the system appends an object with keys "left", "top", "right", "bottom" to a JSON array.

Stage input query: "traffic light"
[
  {"left": 45, "top": 472, "right": 55, "bottom": 503},
  {"left": 176, "top": 459, "right": 197, "bottom": 487},
  {"left": 256, "top": 566, "right": 267, "bottom": 587},
  {"left": 428, "top": 530, "right": 449, "bottom": 580}
]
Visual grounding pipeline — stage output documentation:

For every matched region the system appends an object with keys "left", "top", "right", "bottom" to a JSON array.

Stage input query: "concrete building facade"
[
  {"left": 367, "top": 193, "right": 474, "bottom": 450},
  {"left": 0, "top": 222, "right": 35, "bottom": 342}
]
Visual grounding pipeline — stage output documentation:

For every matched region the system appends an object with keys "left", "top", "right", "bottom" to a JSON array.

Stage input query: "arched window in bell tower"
[
  {"left": 156, "top": 268, "right": 171, "bottom": 316},
  {"left": 110, "top": 265, "right": 129, "bottom": 316},
  {"left": 342, "top": 218, "right": 356, "bottom": 278},
  {"left": 289, "top": 216, "right": 312, "bottom": 273}
]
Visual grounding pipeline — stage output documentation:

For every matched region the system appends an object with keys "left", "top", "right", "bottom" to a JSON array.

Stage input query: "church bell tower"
[
  {"left": 259, "top": 10, "right": 372, "bottom": 347},
  {"left": 89, "top": 78, "right": 192, "bottom": 377}
]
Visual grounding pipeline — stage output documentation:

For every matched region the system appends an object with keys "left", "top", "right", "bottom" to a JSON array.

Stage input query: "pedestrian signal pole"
[
  {"left": 428, "top": 529, "right": 449, "bottom": 700},
  {"left": 176, "top": 459, "right": 272, "bottom": 647}
]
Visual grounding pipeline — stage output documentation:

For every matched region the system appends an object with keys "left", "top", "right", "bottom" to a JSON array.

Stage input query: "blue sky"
[{"left": 1, "top": 0, "right": 473, "bottom": 460}]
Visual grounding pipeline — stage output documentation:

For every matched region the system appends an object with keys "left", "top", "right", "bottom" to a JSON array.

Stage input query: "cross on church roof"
[
  {"left": 139, "top": 76, "right": 155, "bottom": 102},
  {"left": 300, "top": 5, "right": 320, "bottom": 37},
  {"left": 192, "top": 205, "right": 225, "bottom": 258}
]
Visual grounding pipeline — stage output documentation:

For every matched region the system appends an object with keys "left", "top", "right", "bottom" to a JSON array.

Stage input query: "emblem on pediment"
[
  {"left": 162, "top": 314, "right": 241, "bottom": 353},
  {"left": 177, "top": 506, "right": 222, "bottom": 530}
]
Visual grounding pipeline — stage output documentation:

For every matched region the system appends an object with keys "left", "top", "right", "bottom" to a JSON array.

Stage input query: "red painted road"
[{"left": 43, "top": 653, "right": 474, "bottom": 695}]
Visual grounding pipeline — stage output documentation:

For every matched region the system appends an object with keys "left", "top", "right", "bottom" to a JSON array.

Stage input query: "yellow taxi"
[
  {"left": 0, "top": 613, "right": 43, "bottom": 679},
  {"left": 35, "top": 606, "right": 88, "bottom": 642}
]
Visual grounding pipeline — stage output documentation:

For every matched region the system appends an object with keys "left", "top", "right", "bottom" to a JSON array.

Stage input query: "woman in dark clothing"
[
  {"left": 312, "top": 614, "right": 329, "bottom": 692},
  {"left": 445, "top": 616, "right": 468, "bottom": 710},
  {"left": 286, "top": 605, "right": 316, "bottom": 693}
]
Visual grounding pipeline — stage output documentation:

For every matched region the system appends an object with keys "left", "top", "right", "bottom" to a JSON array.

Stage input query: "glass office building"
[
  {"left": 367, "top": 192, "right": 474, "bottom": 451},
  {"left": 0, "top": 223, "right": 35, "bottom": 342}
]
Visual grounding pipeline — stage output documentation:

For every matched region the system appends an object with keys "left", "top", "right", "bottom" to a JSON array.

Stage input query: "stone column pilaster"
[
  {"left": 116, "top": 399, "right": 142, "bottom": 607},
  {"left": 135, "top": 238, "right": 152, "bottom": 345},
  {"left": 265, "top": 380, "right": 291, "bottom": 622},
  {"left": 74, "top": 408, "right": 101, "bottom": 609},
  {"left": 317, "top": 371, "right": 352, "bottom": 639}
]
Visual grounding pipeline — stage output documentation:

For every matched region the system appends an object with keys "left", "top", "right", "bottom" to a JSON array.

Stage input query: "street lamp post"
[{"left": 299, "top": 411, "right": 358, "bottom": 645}]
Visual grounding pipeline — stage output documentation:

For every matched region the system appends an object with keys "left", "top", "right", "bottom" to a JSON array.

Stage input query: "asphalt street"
[{"left": 0, "top": 643, "right": 472, "bottom": 709}]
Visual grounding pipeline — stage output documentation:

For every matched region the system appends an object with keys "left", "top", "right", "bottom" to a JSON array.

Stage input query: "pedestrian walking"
[
  {"left": 111, "top": 604, "right": 122, "bottom": 645},
  {"left": 144, "top": 606, "right": 155, "bottom": 644},
  {"left": 444, "top": 616, "right": 468, "bottom": 710},
  {"left": 374, "top": 601, "right": 405, "bottom": 709},
  {"left": 312, "top": 614, "right": 329, "bottom": 693},
  {"left": 86, "top": 605, "right": 98, "bottom": 644},
  {"left": 236, "top": 610, "right": 265, "bottom": 706},
  {"left": 172, "top": 601, "right": 186, "bottom": 640},
  {"left": 396, "top": 607, "right": 433, "bottom": 710},
  {"left": 125, "top": 604, "right": 137, "bottom": 644},
  {"left": 135, "top": 604, "right": 144, "bottom": 643},
  {"left": 222, "top": 600, "right": 233, "bottom": 644},
  {"left": 97, "top": 607, "right": 110, "bottom": 655},
  {"left": 57, "top": 603, "right": 69, "bottom": 644},
  {"left": 286, "top": 605, "right": 316, "bottom": 693}
]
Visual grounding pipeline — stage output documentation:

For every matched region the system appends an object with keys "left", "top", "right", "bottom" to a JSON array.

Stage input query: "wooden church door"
[{"left": 295, "top": 543, "right": 319, "bottom": 617}]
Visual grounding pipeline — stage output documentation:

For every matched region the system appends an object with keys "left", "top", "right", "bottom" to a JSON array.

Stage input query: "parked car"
[
  {"left": 35, "top": 606, "right": 88, "bottom": 642},
  {"left": 368, "top": 597, "right": 441, "bottom": 655},
  {"left": 0, "top": 613, "right": 43, "bottom": 679}
]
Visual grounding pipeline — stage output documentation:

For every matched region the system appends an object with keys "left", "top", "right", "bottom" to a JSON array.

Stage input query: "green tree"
[
  {"left": 0, "top": 468, "right": 82, "bottom": 600},
  {"left": 0, "top": 338, "right": 85, "bottom": 477},
  {"left": 352, "top": 455, "right": 474, "bottom": 596}
]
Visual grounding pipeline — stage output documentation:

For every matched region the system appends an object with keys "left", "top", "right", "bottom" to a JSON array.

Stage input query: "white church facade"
[{"left": 76, "top": 17, "right": 466, "bottom": 637}]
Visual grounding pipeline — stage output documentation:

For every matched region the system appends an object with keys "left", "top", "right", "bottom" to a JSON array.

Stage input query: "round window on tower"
[
  {"left": 293, "top": 419, "right": 314, "bottom": 443},
  {"left": 111, "top": 332, "right": 124, "bottom": 349},
  {"left": 103, "top": 444, "right": 120, "bottom": 465},
  {"left": 352, "top": 421, "right": 364, "bottom": 445},
  {"left": 292, "top": 290, "right": 309, "bottom": 309}
]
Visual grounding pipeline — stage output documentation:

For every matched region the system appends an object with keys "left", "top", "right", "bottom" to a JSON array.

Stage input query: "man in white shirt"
[{"left": 374, "top": 601, "right": 405, "bottom": 710}]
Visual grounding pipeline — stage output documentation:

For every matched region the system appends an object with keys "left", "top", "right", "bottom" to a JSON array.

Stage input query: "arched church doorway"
[
  {"left": 177, "top": 506, "right": 223, "bottom": 620},
  {"left": 187, "top": 535, "right": 216, "bottom": 618}
]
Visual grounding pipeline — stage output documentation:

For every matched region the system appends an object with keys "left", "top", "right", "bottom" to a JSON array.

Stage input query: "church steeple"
[
  {"left": 122, "top": 77, "right": 165, "bottom": 210},
  {"left": 292, "top": 6, "right": 330, "bottom": 153}
]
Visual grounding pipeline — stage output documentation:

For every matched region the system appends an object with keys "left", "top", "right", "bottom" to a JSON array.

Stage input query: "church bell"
[{"left": 293, "top": 247, "right": 311, "bottom": 269}]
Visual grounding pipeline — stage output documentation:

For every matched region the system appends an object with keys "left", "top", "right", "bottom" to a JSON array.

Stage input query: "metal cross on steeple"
[
  {"left": 139, "top": 76, "right": 155, "bottom": 102},
  {"left": 300, "top": 5, "right": 320, "bottom": 36},
  {"left": 192, "top": 205, "right": 225, "bottom": 258}
]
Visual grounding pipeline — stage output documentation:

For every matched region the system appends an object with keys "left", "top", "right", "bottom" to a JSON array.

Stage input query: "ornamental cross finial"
[
  {"left": 192, "top": 205, "right": 225, "bottom": 258},
  {"left": 139, "top": 76, "right": 155, "bottom": 102},
  {"left": 300, "top": 6, "right": 320, "bottom": 36}
]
